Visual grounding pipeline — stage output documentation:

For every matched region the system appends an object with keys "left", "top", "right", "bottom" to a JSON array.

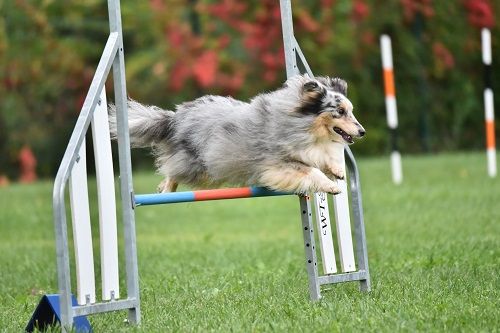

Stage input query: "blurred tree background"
[{"left": 0, "top": 0, "right": 498, "bottom": 179}]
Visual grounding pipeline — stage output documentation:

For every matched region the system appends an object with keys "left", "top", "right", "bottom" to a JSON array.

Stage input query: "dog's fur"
[{"left": 109, "top": 75, "right": 365, "bottom": 194}]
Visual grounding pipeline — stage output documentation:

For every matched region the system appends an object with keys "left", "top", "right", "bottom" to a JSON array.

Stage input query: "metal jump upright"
[
  {"left": 28, "top": 1, "right": 370, "bottom": 331},
  {"left": 31, "top": 0, "right": 140, "bottom": 331},
  {"left": 279, "top": 0, "right": 370, "bottom": 298}
]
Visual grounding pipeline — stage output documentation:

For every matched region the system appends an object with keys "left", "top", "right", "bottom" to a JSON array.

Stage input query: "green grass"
[{"left": 1, "top": 152, "right": 499, "bottom": 332}]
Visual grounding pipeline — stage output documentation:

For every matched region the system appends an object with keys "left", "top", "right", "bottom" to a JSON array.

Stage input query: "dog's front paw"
[
  {"left": 329, "top": 165, "right": 345, "bottom": 180},
  {"left": 326, "top": 185, "right": 342, "bottom": 195},
  {"left": 318, "top": 181, "right": 341, "bottom": 195}
]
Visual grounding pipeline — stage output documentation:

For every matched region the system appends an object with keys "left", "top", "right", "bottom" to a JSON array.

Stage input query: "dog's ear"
[
  {"left": 303, "top": 80, "right": 320, "bottom": 92},
  {"left": 330, "top": 77, "right": 348, "bottom": 96},
  {"left": 297, "top": 80, "right": 326, "bottom": 115},
  {"left": 302, "top": 80, "right": 326, "bottom": 97}
]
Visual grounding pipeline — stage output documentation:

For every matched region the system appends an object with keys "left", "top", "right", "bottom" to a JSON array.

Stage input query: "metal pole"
[
  {"left": 280, "top": 0, "right": 321, "bottom": 300},
  {"left": 52, "top": 32, "right": 120, "bottom": 332},
  {"left": 299, "top": 196, "right": 321, "bottom": 300},
  {"left": 345, "top": 147, "right": 371, "bottom": 292},
  {"left": 107, "top": 0, "right": 141, "bottom": 324},
  {"left": 280, "top": 0, "right": 298, "bottom": 78},
  {"left": 53, "top": 192, "right": 73, "bottom": 331}
]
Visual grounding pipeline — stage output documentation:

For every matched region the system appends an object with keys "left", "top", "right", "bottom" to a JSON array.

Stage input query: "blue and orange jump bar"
[{"left": 134, "top": 186, "right": 293, "bottom": 207}]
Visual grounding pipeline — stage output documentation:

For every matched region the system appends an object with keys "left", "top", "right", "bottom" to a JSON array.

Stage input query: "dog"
[{"left": 109, "top": 75, "right": 365, "bottom": 194}]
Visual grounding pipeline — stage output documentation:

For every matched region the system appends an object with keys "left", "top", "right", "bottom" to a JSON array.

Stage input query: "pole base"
[{"left": 26, "top": 294, "right": 92, "bottom": 332}]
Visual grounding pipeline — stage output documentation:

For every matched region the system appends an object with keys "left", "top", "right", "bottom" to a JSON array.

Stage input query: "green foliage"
[
  {"left": 0, "top": 0, "right": 109, "bottom": 177},
  {"left": 1, "top": 1, "right": 499, "bottom": 177},
  {"left": 1, "top": 153, "right": 499, "bottom": 331}
]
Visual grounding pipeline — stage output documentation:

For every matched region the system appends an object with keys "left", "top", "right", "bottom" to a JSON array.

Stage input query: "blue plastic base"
[{"left": 26, "top": 294, "right": 92, "bottom": 332}]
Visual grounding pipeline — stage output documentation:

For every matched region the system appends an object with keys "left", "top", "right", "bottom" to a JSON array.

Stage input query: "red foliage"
[
  {"left": 352, "top": 0, "right": 370, "bottom": 22},
  {"left": 463, "top": 0, "right": 495, "bottom": 28},
  {"left": 205, "top": 0, "right": 284, "bottom": 85},
  {"left": 18, "top": 146, "right": 37, "bottom": 183},
  {"left": 164, "top": 0, "right": 291, "bottom": 91},
  {"left": 432, "top": 42, "right": 455, "bottom": 70},
  {"left": 166, "top": 26, "right": 186, "bottom": 48},
  {"left": 401, "top": 0, "right": 434, "bottom": 21},
  {"left": 165, "top": 23, "right": 221, "bottom": 91},
  {"left": 149, "top": 0, "right": 165, "bottom": 11},
  {"left": 361, "top": 31, "right": 376, "bottom": 46},
  {"left": 296, "top": 9, "right": 320, "bottom": 33},
  {"left": 215, "top": 71, "right": 245, "bottom": 94},
  {"left": 0, "top": 175, "right": 9, "bottom": 187},
  {"left": 217, "top": 34, "right": 231, "bottom": 49},
  {"left": 3, "top": 63, "right": 20, "bottom": 90},
  {"left": 205, "top": 0, "right": 247, "bottom": 25},
  {"left": 321, "top": 0, "right": 335, "bottom": 9},
  {"left": 169, "top": 62, "right": 192, "bottom": 91},
  {"left": 193, "top": 50, "right": 218, "bottom": 88}
]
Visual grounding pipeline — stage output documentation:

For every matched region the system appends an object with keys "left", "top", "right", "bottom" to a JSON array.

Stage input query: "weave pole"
[
  {"left": 380, "top": 34, "right": 403, "bottom": 185},
  {"left": 482, "top": 28, "right": 496, "bottom": 178}
]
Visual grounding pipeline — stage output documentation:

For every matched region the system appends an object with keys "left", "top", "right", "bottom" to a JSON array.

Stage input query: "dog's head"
[{"left": 288, "top": 75, "right": 365, "bottom": 144}]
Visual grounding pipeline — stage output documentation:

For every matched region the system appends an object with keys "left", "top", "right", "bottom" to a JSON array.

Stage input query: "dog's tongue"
[
  {"left": 334, "top": 127, "right": 354, "bottom": 144},
  {"left": 343, "top": 133, "right": 353, "bottom": 144}
]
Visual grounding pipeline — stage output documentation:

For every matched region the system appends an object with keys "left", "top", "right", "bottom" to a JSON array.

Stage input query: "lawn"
[{"left": 1, "top": 152, "right": 499, "bottom": 332}]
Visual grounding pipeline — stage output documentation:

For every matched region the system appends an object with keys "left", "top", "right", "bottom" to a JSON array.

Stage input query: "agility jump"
[{"left": 27, "top": 1, "right": 370, "bottom": 331}]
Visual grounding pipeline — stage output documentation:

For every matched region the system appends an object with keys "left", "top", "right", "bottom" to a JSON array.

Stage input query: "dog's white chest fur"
[{"left": 294, "top": 141, "right": 345, "bottom": 170}]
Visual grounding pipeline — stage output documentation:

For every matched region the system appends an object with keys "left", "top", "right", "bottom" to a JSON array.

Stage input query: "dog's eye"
[{"left": 338, "top": 108, "right": 346, "bottom": 115}]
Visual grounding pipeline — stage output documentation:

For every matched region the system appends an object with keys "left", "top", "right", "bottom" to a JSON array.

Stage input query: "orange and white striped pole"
[
  {"left": 482, "top": 28, "right": 496, "bottom": 178},
  {"left": 380, "top": 34, "right": 403, "bottom": 184}
]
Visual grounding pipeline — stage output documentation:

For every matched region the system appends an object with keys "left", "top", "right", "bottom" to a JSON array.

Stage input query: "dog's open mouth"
[{"left": 333, "top": 127, "right": 354, "bottom": 144}]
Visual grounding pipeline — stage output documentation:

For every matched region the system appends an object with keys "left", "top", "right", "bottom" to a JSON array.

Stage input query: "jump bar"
[{"left": 134, "top": 187, "right": 293, "bottom": 206}]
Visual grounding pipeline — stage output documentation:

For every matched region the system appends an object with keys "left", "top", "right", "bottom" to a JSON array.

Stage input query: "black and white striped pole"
[
  {"left": 380, "top": 34, "right": 403, "bottom": 184},
  {"left": 482, "top": 28, "right": 496, "bottom": 178}
]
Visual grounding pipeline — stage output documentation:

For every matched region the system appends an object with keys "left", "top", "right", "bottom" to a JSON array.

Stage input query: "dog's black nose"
[{"left": 359, "top": 130, "right": 366, "bottom": 137}]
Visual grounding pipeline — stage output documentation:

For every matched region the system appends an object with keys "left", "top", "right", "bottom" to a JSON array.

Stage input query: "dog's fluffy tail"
[{"left": 108, "top": 99, "right": 175, "bottom": 148}]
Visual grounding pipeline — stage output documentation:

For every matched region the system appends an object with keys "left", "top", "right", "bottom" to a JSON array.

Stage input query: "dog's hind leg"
[
  {"left": 157, "top": 177, "right": 178, "bottom": 193},
  {"left": 259, "top": 164, "right": 341, "bottom": 195}
]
